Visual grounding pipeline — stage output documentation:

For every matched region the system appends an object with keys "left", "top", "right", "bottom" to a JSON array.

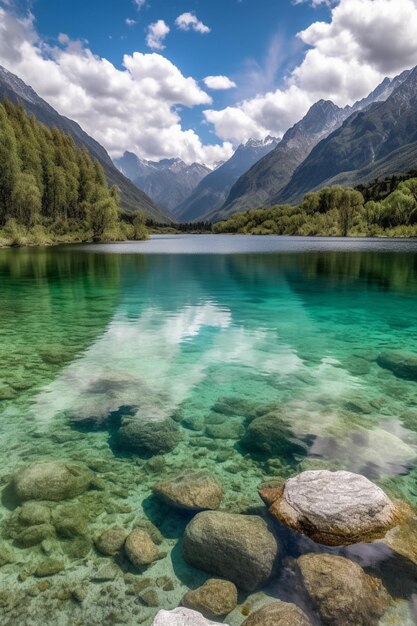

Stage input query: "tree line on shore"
[
  {"left": 0, "top": 99, "right": 148, "bottom": 246},
  {"left": 213, "top": 180, "right": 417, "bottom": 237}
]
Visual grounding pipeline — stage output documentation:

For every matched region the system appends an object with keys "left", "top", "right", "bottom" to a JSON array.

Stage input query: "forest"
[
  {"left": 213, "top": 181, "right": 417, "bottom": 237},
  {"left": 0, "top": 99, "right": 148, "bottom": 246}
]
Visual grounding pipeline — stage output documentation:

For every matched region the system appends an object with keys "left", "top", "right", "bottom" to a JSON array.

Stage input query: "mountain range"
[
  {"left": 219, "top": 70, "right": 411, "bottom": 220},
  {"left": 0, "top": 65, "right": 172, "bottom": 223},
  {"left": 114, "top": 153, "right": 210, "bottom": 213},
  {"left": 172, "top": 136, "right": 279, "bottom": 222}
]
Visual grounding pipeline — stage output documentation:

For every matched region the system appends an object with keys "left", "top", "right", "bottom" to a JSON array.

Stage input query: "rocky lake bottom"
[{"left": 1, "top": 235, "right": 417, "bottom": 625}]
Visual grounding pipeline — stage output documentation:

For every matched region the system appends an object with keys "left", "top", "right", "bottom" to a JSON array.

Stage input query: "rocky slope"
[
  {"left": 173, "top": 137, "right": 279, "bottom": 222},
  {"left": 220, "top": 70, "right": 411, "bottom": 218},
  {"left": 114, "top": 153, "right": 210, "bottom": 213},
  {"left": 0, "top": 65, "right": 171, "bottom": 222}
]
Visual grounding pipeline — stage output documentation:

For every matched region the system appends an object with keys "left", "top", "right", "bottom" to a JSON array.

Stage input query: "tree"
[
  {"left": 11, "top": 172, "right": 41, "bottom": 228},
  {"left": 337, "top": 188, "right": 364, "bottom": 236}
]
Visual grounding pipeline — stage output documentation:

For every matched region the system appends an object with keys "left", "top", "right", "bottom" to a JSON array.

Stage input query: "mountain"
[
  {"left": 114, "top": 152, "right": 210, "bottom": 212},
  {"left": 220, "top": 71, "right": 411, "bottom": 219},
  {"left": 173, "top": 136, "right": 279, "bottom": 222},
  {"left": 0, "top": 65, "right": 172, "bottom": 222},
  {"left": 280, "top": 66, "right": 417, "bottom": 203}
]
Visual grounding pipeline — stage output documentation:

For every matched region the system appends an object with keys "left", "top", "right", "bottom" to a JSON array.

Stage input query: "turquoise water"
[{"left": 1, "top": 235, "right": 417, "bottom": 624}]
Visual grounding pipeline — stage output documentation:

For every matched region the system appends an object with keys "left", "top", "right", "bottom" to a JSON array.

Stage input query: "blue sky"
[{"left": 1, "top": 0, "right": 417, "bottom": 165}]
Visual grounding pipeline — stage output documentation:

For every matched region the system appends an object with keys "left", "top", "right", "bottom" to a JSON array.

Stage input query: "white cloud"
[
  {"left": 0, "top": 8, "right": 233, "bottom": 167},
  {"left": 175, "top": 12, "right": 211, "bottom": 34},
  {"left": 134, "top": 0, "right": 146, "bottom": 10},
  {"left": 203, "top": 75, "right": 237, "bottom": 90},
  {"left": 146, "top": 19, "right": 170, "bottom": 50},
  {"left": 126, "top": 18, "right": 137, "bottom": 26},
  {"left": 204, "top": 0, "right": 417, "bottom": 143}
]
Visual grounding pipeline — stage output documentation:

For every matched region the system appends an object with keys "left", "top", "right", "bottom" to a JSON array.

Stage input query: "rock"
[
  {"left": 241, "top": 412, "right": 306, "bottom": 459},
  {"left": 0, "top": 543, "right": 15, "bottom": 567},
  {"left": 15, "top": 524, "right": 55, "bottom": 548},
  {"left": 153, "top": 472, "right": 223, "bottom": 512},
  {"left": 125, "top": 529, "right": 159, "bottom": 567},
  {"left": 95, "top": 527, "right": 127, "bottom": 556},
  {"left": 138, "top": 588, "right": 159, "bottom": 607},
  {"left": 377, "top": 350, "right": 417, "bottom": 381},
  {"left": 205, "top": 422, "right": 245, "bottom": 440},
  {"left": 34, "top": 559, "right": 65, "bottom": 578},
  {"left": 242, "top": 601, "right": 312, "bottom": 626},
  {"left": 265, "top": 470, "right": 399, "bottom": 546},
  {"left": 152, "top": 608, "right": 227, "bottom": 626},
  {"left": 182, "top": 578, "right": 238, "bottom": 618},
  {"left": 182, "top": 511, "right": 279, "bottom": 591},
  {"left": 52, "top": 505, "right": 88, "bottom": 538},
  {"left": 117, "top": 417, "right": 181, "bottom": 455},
  {"left": 13, "top": 461, "right": 92, "bottom": 502},
  {"left": 298, "top": 554, "right": 389, "bottom": 626},
  {"left": 92, "top": 561, "right": 121, "bottom": 581},
  {"left": 19, "top": 502, "right": 51, "bottom": 526}
]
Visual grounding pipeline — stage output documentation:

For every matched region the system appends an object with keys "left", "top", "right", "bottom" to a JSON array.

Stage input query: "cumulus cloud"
[
  {"left": 0, "top": 8, "right": 233, "bottom": 166},
  {"left": 146, "top": 19, "right": 170, "bottom": 50},
  {"left": 175, "top": 12, "right": 211, "bottom": 34},
  {"left": 126, "top": 18, "right": 137, "bottom": 26},
  {"left": 204, "top": 0, "right": 417, "bottom": 143},
  {"left": 133, "top": 0, "right": 146, "bottom": 10},
  {"left": 203, "top": 75, "right": 237, "bottom": 90}
]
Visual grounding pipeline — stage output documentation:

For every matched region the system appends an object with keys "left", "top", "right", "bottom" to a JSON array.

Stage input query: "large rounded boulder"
[
  {"left": 298, "top": 554, "right": 389, "bottom": 626},
  {"left": 182, "top": 579, "right": 237, "bottom": 618},
  {"left": 152, "top": 608, "right": 228, "bottom": 626},
  {"left": 241, "top": 412, "right": 306, "bottom": 459},
  {"left": 117, "top": 417, "right": 181, "bottom": 455},
  {"left": 182, "top": 511, "right": 280, "bottom": 591},
  {"left": 242, "top": 601, "right": 312, "bottom": 626},
  {"left": 262, "top": 470, "right": 399, "bottom": 546},
  {"left": 13, "top": 461, "right": 92, "bottom": 502},
  {"left": 377, "top": 350, "right": 417, "bottom": 381},
  {"left": 153, "top": 472, "right": 223, "bottom": 512}
]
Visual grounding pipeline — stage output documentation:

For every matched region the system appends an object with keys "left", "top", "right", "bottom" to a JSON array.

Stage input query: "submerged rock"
[
  {"left": 124, "top": 529, "right": 159, "bottom": 567},
  {"left": 153, "top": 472, "right": 223, "bottom": 512},
  {"left": 241, "top": 412, "right": 306, "bottom": 459},
  {"left": 182, "top": 511, "right": 279, "bottom": 591},
  {"left": 13, "top": 461, "right": 92, "bottom": 502},
  {"left": 117, "top": 417, "right": 181, "bottom": 455},
  {"left": 15, "top": 523, "right": 55, "bottom": 548},
  {"left": 34, "top": 559, "right": 65, "bottom": 578},
  {"left": 263, "top": 470, "right": 399, "bottom": 546},
  {"left": 182, "top": 578, "right": 238, "bottom": 618},
  {"left": 152, "top": 608, "right": 227, "bottom": 626},
  {"left": 95, "top": 526, "right": 127, "bottom": 556},
  {"left": 242, "top": 600, "right": 312, "bottom": 626},
  {"left": 298, "top": 554, "right": 389, "bottom": 626},
  {"left": 377, "top": 350, "right": 417, "bottom": 381}
]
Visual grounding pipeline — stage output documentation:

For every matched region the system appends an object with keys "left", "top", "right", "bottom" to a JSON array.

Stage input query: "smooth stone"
[
  {"left": 125, "top": 529, "right": 159, "bottom": 567},
  {"left": 13, "top": 461, "right": 92, "bottom": 502},
  {"left": 242, "top": 600, "right": 312, "bottom": 626},
  {"left": 377, "top": 350, "right": 417, "bottom": 381},
  {"left": 52, "top": 506, "right": 88, "bottom": 538},
  {"left": 152, "top": 608, "right": 228, "bottom": 626},
  {"left": 153, "top": 472, "right": 223, "bottom": 512},
  {"left": 205, "top": 422, "right": 245, "bottom": 440},
  {"left": 264, "top": 470, "right": 399, "bottom": 546},
  {"left": 34, "top": 559, "right": 65, "bottom": 578},
  {"left": 15, "top": 524, "right": 55, "bottom": 548},
  {"left": 0, "top": 543, "right": 15, "bottom": 567},
  {"left": 182, "top": 511, "right": 279, "bottom": 591},
  {"left": 95, "top": 527, "right": 127, "bottom": 556},
  {"left": 19, "top": 502, "right": 51, "bottom": 526},
  {"left": 298, "top": 554, "right": 389, "bottom": 626},
  {"left": 182, "top": 579, "right": 238, "bottom": 618},
  {"left": 117, "top": 417, "right": 181, "bottom": 455},
  {"left": 241, "top": 412, "right": 306, "bottom": 458}
]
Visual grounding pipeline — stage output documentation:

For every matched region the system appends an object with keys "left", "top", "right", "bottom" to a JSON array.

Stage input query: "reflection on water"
[{"left": 1, "top": 237, "right": 417, "bottom": 625}]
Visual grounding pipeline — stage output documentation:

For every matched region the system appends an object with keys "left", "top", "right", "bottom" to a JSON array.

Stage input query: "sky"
[{"left": 1, "top": 0, "right": 417, "bottom": 166}]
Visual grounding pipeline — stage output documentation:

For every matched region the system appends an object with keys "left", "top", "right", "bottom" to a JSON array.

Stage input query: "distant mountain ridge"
[
  {"left": 173, "top": 136, "right": 279, "bottom": 222},
  {"left": 218, "top": 70, "right": 411, "bottom": 220},
  {"left": 280, "top": 66, "right": 417, "bottom": 203},
  {"left": 114, "top": 152, "right": 211, "bottom": 212},
  {"left": 0, "top": 65, "right": 172, "bottom": 222}
]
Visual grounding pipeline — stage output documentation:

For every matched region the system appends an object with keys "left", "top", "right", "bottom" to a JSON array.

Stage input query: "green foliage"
[
  {"left": 0, "top": 99, "right": 149, "bottom": 246},
  {"left": 214, "top": 181, "right": 417, "bottom": 237}
]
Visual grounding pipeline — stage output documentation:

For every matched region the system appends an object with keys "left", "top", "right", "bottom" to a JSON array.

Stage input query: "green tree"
[{"left": 11, "top": 172, "right": 42, "bottom": 228}]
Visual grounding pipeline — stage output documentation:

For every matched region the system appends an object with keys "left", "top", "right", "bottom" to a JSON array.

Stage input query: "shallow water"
[{"left": 1, "top": 235, "right": 417, "bottom": 625}]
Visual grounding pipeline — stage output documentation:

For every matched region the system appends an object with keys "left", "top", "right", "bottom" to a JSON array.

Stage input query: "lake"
[{"left": 1, "top": 234, "right": 417, "bottom": 625}]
